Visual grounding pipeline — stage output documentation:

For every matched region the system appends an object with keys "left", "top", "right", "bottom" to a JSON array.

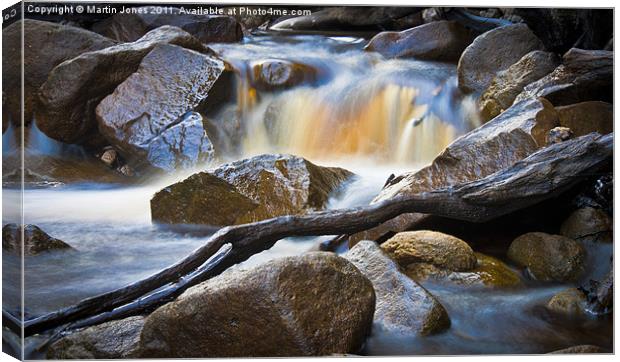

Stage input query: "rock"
[
  {"left": 344, "top": 240, "right": 450, "bottom": 336},
  {"left": 100, "top": 148, "right": 118, "bottom": 167},
  {"left": 138, "top": 253, "right": 375, "bottom": 357},
  {"left": 404, "top": 253, "right": 522, "bottom": 288},
  {"left": 48, "top": 316, "right": 144, "bottom": 359},
  {"left": 555, "top": 101, "right": 613, "bottom": 136},
  {"left": 546, "top": 288, "right": 587, "bottom": 316},
  {"left": 546, "top": 127, "right": 573, "bottom": 145},
  {"left": 364, "top": 20, "right": 475, "bottom": 61},
  {"left": 2, "top": 224, "right": 72, "bottom": 256},
  {"left": 2, "top": 20, "right": 115, "bottom": 127},
  {"left": 37, "top": 26, "right": 208, "bottom": 144},
  {"left": 457, "top": 23, "right": 545, "bottom": 93},
  {"left": 479, "top": 50, "right": 559, "bottom": 121},
  {"left": 549, "top": 345, "right": 605, "bottom": 354},
  {"left": 515, "top": 48, "right": 613, "bottom": 106},
  {"left": 560, "top": 207, "right": 612, "bottom": 243},
  {"left": 507, "top": 232, "right": 586, "bottom": 282},
  {"left": 381, "top": 231, "right": 476, "bottom": 271},
  {"left": 92, "top": 6, "right": 242, "bottom": 43},
  {"left": 117, "top": 164, "right": 135, "bottom": 178},
  {"left": 151, "top": 154, "right": 353, "bottom": 226},
  {"left": 250, "top": 59, "right": 317, "bottom": 91},
  {"left": 96, "top": 44, "right": 222, "bottom": 171}
]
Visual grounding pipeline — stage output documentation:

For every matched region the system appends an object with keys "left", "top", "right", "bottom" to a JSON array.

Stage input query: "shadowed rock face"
[
  {"left": 92, "top": 6, "right": 242, "bottom": 43},
  {"left": 2, "top": 19, "right": 115, "bottom": 129},
  {"left": 515, "top": 48, "right": 613, "bottom": 106},
  {"left": 2, "top": 224, "right": 72, "bottom": 256},
  {"left": 555, "top": 101, "right": 613, "bottom": 136},
  {"left": 151, "top": 154, "right": 354, "bottom": 226},
  {"left": 37, "top": 26, "right": 208, "bottom": 145},
  {"left": 138, "top": 252, "right": 375, "bottom": 357},
  {"left": 96, "top": 44, "right": 223, "bottom": 171},
  {"left": 365, "top": 20, "right": 475, "bottom": 61},
  {"left": 344, "top": 240, "right": 450, "bottom": 336},
  {"left": 457, "top": 23, "right": 545, "bottom": 93},
  {"left": 47, "top": 316, "right": 145, "bottom": 359},
  {"left": 560, "top": 207, "right": 612, "bottom": 243}
]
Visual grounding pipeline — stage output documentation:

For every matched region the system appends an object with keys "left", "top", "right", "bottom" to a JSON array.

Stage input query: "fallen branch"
[{"left": 23, "top": 133, "right": 612, "bottom": 336}]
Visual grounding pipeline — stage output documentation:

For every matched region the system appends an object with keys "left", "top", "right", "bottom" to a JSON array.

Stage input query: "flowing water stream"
[{"left": 2, "top": 33, "right": 612, "bottom": 356}]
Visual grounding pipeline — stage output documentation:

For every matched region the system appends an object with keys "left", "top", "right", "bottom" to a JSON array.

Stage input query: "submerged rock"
[
  {"left": 515, "top": 48, "right": 613, "bottom": 106},
  {"left": 546, "top": 288, "right": 587, "bottom": 316},
  {"left": 92, "top": 6, "right": 242, "bottom": 43},
  {"left": 365, "top": 20, "right": 475, "bottom": 61},
  {"left": 560, "top": 207, "right": 612, "bottom": 243},
  {"left": 458, "top": 23, "right": 545, "bottom": 93},
  {"left": 151, "top": 154, "right": 353, "bottom": 226},
  {"left": 250, "top": 59, "right": 317, "bottom": 91},
  {"left": 138, "top": 253, "right": 375, "bottom": 357},
  {"left": 507, "top": 232, "right": 585, "bottom": 282},
  {"left": 2, "top": 224, "right": 72, "bottom": 256},
  {"left": 96, "top": 44, "right": 223, "bottom": 172},
  {"left": 2, "top": 20, "right": 114, "bottom": 128},
  {"left": 48, "top": 316, "right": 145, "bottom": 359},
  {"left": 37, "top": 26, "right": 208, "bottom": 144},
  {"left": 479, "top": 50, "right": 559, "bottom": 121},
  {"left": 344, "top": 240, "right": 450, "bottom": 336},
  {"left": 555, "top": 101, "right": 613, "bottom": 136}
]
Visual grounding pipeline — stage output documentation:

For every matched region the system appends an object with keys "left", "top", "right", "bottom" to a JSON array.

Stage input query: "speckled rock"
[
  {"left": 138, "top": 253, "right": 375, "bottom": 357},
  {"left": 546, "top": 288, "right": 587, "bottom": 316}
]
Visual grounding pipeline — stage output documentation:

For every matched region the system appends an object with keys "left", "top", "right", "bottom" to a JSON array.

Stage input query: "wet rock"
[
  {"left": 344, "top": 240, "right": 450, "bottom": 336},
  {"left": 138, "top": 253, "right": 375, "bottom": 357},
  {"left": 560, "top": 207, "right": 612, "bottom": 243},
  {"left": 404, "top": 253, "right": 522, "bottom": 288},
  {"left": 151, "top": 154, "right": 353, "bottom": 226},
  {"left": 364, "top": 20, "right": 475, "bottom": 61},
  {"left": 457, "top": 23, "right": 545, "bottom": 93},
  {"left": 2, "top": 224, "right": 72, "bottom": 256},
  {"left": 555, "top": 101, "right": 613, "bottom": 136},
  {"left": 515, "top": 48, "right": 613, "bottom": 106},
  {"left": 117, "top": 164, "right": 135, "bottom": 178},
  {"left": 381, "top": 231, "right": 476, "bottom": 271},
  {"left": 250, "top": 59, "right": 317, "bottom": 91},
  {"left": 507, "top": 232, "right": 586, "bottom": 282},
  {"left": 479, "top": 50, "right": 559, "bottom": 121},
  {"left": 546, "top": 127, "right": 573, "bottom": 145},
  {"left": 546, "top": 288, "right": 587, "bottom": 316},
  {"left": 549, "top": 345, "right": 605, "bottom": 354},
  {"left": 92, "top": 6, "right": 242, "bottom": 43},
  {"left": 37, "top": 26, "right": 208, "bottom": 144},
  {"left": 100, "top": 148, "right": 118, "bottom": 168},
  {"left": 2, "top": 20, "right": 115, "bottom": 128},
  {"left": 48, "top": 316, "right": 144, "bottom": 359},
  {"left": 96, "top": 44, "right": 223, "bottom": 172}
]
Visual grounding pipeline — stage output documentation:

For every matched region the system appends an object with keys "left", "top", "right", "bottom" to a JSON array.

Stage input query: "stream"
[{"left": 2, "top": 32, "right": 612, "bottom": 357}]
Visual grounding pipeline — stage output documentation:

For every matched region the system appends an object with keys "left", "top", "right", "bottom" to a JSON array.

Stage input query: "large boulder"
[
  {"left": 151, "top": 154, "right": 354, "bottom": 226},
  {"left": 92, "top": 6, "right": 242, "bottom": 43},
  {"left": 560, "top": 207, "right": 612, "bottom": 243},
  {"left": 457, "top": 23, "right": 545, "bottom": 93},
  {"left": 96, "top": 44, "right": 223, "bottom": 172},
  {"left": 2, "top": 224, "right": 72, "bottom": 256},
  {"left": 479, "top": 50, "right": 559, "bottom": 121},
  {"left": 515, "top": 48, "right": 613, "bottom": 106},
  {"left": 37, "top": 26, "right": 208, "bottom": 145},
  {"left": 555, "top": 101, "right": 613, "bottom": 136},
  {"left": 2, "top": 20, "right": 115, "bottom": 128},
  {"left": 344, "top": 240, "right": 450, "bottom": 336},
  {"left": 507, "top": 232, "right": 586, "bottom": 282},
  {"left": 364, "top": 20, "right": 475, "bottom": 61},
  {"left": 138, "top": 253, "right": 375, "bottom": 357},
  {"left": 48, "top": 316, "right": 144, "bottom": 359}
]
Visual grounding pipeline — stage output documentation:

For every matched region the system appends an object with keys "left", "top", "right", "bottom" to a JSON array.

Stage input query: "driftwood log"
[{"left": 22, "top": 132, "right": 612, "bottom": 337}]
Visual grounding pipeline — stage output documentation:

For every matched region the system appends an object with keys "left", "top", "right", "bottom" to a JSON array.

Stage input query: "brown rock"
[
  {"left": 479, "top": 50, "right": 559, "bottom": 121},
  {"left": 96, "top": 44, "right": 222, "bottom": 171},
  {"left": 546, "top": 288, "right": 587, "bottom": 316},
  {"left": 365, "top": 20, "right": 475, "bottom": 61},
  {"left": 560, "top": 207, "right": 612, "bottom": 243},
  {"left": 48, "top": 316, "right": 144, "bottom": 359},
  {"left": 546, "top": 126, "right": 574, "bottom": 145},
  {"left": 555, "top": 101, "right": 613, "bottom": 136},
  {"left": 507, "top": 232, "right": 586, "bottom": 282},
  {"left": 458, "top": 23, "right": 545, "bottom": 93},
  {"left": 250, "top": 59, "right": 317, "bottom": 91},
  {"left": 37, "top": 26, "right": 208, "bottom": 144},
  {"left": 138, "top": 253, "right": 375, "bottom": 357},
  {"left": 344, "top": 240, "right": 450, "bottom": 335},
  {"left": 2, "top": 224, "right": 72, "bottom": 256}
]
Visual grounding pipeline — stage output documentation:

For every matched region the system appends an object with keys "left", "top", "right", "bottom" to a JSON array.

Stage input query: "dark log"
[{"left": 23, "top": 132, "right": 612, "bottom": 336}]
